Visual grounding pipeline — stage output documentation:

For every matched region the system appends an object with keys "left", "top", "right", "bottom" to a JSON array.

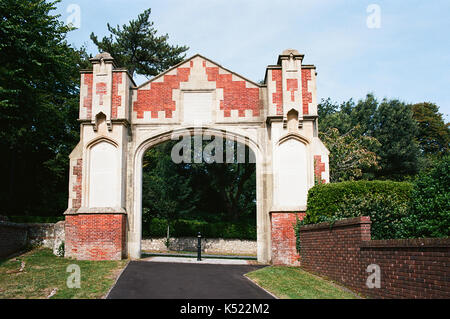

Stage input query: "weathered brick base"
[
  {"left": 64, "top": 214, "right": 126, "bottom": 260},
  {"left": 270, "top": 212, "right": 305, "bottom": 266},
  {"left": 299, "top": 216, "right": 450, "bottom": 299}
]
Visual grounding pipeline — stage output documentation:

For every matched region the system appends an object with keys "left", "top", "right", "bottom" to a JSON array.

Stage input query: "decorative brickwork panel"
[
  {"left": 205, "top": 67, "right": 261, "bottom": 117},
  {"left": 271, "top": 69, "right": 283, "bottom": 115},
  {"left": 96, "top": 82, "right": 107, "bottom": 106},
  {"left": 111, "top": 73, "right": 122, "bottom": 119},
  {"left": 133, "top": 67, "right": 191, "bottom": 119},
  {"left": 299, "top": 216, "right": 450, "bottom": 299},
  {"left": 314, "top": 155, "right": 325, "bottom": 184},
  {"left": 72, "top": 159, "right": 82, "bottom": 209},
  {"left": 286, "top": 78, "right": 298, "bottom": 102},
  {"left": 271, "top": 212, "right": 305, "bottom": 265},
  {"left": 301, "top": 69, "right": 312, "bottom": 115},
  {"left": 64, "top": 214, "right": 126, "bottom": 260},
  {"left": 83, "top": 73, "right": 93, "bottom": 118}
]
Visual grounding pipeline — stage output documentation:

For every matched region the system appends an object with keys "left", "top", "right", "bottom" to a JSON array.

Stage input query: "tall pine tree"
[{"left": 90, "top": 8, "right": 189, "bottom": 78}]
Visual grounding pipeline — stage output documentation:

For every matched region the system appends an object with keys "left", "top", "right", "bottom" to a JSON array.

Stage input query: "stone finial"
[
  {"left": 89, "top": 52, "right": 115, "bottom": 65},
  {"left": 278, "top": 49, "right": 304, "bottom": 65},
  {"left": 281, "top": 49, "right": 301, "bottom": 56}
]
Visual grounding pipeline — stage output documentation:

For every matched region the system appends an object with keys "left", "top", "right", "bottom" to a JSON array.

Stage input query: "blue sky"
[{"left": 54, "top": 0, "right": 450, "bottom": 120}]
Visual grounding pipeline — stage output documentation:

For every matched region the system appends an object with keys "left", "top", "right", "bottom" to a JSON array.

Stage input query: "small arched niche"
[
  {"left": 94, "top": 112, "right": 111, "bottom": 132},
  {"left": 286, "top": 109, "right": 299, "bottom": 132}
]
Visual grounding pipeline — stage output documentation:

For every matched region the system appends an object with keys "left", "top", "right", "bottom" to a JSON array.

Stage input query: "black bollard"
[{"left": 197, "top": 232, "right": 202, "bottom": 261}]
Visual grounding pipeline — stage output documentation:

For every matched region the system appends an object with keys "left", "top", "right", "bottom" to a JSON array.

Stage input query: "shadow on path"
[{"left": 107, "top": 261, "right": 274, "bottom": 299}]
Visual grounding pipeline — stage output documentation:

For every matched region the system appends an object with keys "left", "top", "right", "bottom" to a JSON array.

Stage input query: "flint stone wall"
[
  {"left": 141, "top": 237, "right": 257, "bottom": 255},
  {"left": 0, "top": 220, "right": 65, "bottom": 258}
]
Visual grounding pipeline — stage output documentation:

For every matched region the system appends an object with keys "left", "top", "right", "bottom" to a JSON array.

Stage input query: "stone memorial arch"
[{"left": 64, "top": 49, "right": 329, "bottom": 265}]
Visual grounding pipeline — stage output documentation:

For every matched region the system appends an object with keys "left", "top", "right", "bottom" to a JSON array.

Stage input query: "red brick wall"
[
  {"left": 64, "top": 214, "right": 126, "bottom": 260},
  {"left": 359, "top": 239, "right": 450, "bottom": 298},
  {"left": 299, "top": 217, "right": 450, "bottom": 299},
  {"left": 133, "top": 67, "right": 191, "bottom": 119},
  {"left": 133, "top": 61, "right": 262, "bottom": 119},
  {"left": 111, "top": 72, "right": 123, "bottom": 119},
  {"left": 83, "top": 73, "right": 93, "bottom": 118},
  {"left": 313, "top": 155, "right": 325, "bottom": 184},
  {"left": 205, "top": 66, "right": 261, "bottom": 117},
  {"left": 301, "top": 69, "right": 312, "bottom": 115},
  {"left": 271, "top": 212, "right": 305, "bottom": 266},
  {"left": 286, "top": 78, "right": 298, "bottom": 102},
  {"left": 95, "top": 82, "right": 107, "bottom": 106},
  {"left": 271, "top": 69, "right": 283, "bottom": 115},
  {"left": 71, "top": 159, "right": 82, "bottom": 209}
]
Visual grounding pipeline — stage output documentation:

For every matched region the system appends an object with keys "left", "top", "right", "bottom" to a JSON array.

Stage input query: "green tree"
[
  {"left": 318, "top": 98, "right": 353, "bottom": 134},
  {"left": 182, "top": 138, "right": 256, "bottom": 223},
  {"left": 0, "top": 0, "right": 88, "bottom": 216},
  {"left": 410, "top": 102, "right": 449, "bottom": 156},
  {"left": 318, "top": 94, "right": 421, "bottom": 180},
  {"left": 320, "top": 126, "right": 380, "bottom": 182},
  {"left": 194, "top": 157, "right": 256, "bottom": 223},
  {"left": 90, "top": 8, "right": 189, "bottom": 77},
  {"left": 142, "top": 141, "right": 199, "bottom": 227},
  {"left": 141, "top": 138, "right": 256, "bottom": 228},
  {"left": 371, "top": 99, "right": 420, "bottom": 179}
]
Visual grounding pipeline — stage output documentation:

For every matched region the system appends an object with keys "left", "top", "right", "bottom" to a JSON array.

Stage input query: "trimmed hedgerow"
[
  {"left": 301, "top": 180, "right": 414, "bottom": 240},
  {"left": 295, "top": 165, "right": 449, "bottom": 253},
  {"left": 143, "top": 218, "right": 256, "bottom": 240},
  {"left": 402, "top": 156, "right": 450, "bottom": 238}
]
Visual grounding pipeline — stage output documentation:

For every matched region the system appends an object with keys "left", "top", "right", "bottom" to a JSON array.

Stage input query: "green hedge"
[
  {"left": 302, "top": 180, "right": 414, "bottom": 240},
  {"left": 402, "top": 156, "right": 450, "bottom": 238},
  {"left": 7, "top": 216, "right": 65, "bottom": 223},
  {"left": 143, "top": 218, "right": 256, "bottom": 240}
]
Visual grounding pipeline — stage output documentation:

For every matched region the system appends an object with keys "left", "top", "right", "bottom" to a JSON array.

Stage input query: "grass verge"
[
  {"left": 246, "top": 266, "right": 359, "bottom": 299},
  {"left": 0, "top": 248, "right": 128, "bottom": 299}
]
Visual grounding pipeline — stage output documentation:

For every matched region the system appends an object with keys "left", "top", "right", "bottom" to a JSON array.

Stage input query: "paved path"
[{"left": 107, "top": 260, "right": 274, "bottom": 299}]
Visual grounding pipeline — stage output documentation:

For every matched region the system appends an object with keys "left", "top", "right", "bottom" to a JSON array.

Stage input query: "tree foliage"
[
  {"left": 401, "top": 156, "right": 450, "bottom": 238},
  {"left": 142, "top": 138, "right": 256, "bottom": 231},
  {"left": 90, "top": 8, "right": 189, "bottom": 78},
  {"left": 320, "top": 125, "right": 380, "bottom": 182},
  {"left": 142, "top": 141, "right": 199, "bottom": 226},
  {"left": 296, "top": 180, "right": 413, "bottom": 245},
  {"left": 297, "top": 158, "right": 449, "bottom": 241},
  {"left": 0, "top": 0, "right": 88, "bottom": 216},
  {"left": 410, "top": 102, "right": 449, "bottom": 156},
  {"left": 370, "top": 99, "right": 420, "bottom": 179},
  {"left": 318, "top": 94, "right": 420, "bottom": 180}
]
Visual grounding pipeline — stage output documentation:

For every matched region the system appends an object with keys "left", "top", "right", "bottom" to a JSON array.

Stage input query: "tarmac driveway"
[{"left": 106, "top": 260, "right": 274, "bottom": 299}]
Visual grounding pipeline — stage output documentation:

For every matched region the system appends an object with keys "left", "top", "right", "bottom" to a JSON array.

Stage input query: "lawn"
[
  {"left": 246, "top": 266, "right": 360, "bottom": 299},
  {"left": 0, "top": 248, "right": 128, "bottom": 299}
]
